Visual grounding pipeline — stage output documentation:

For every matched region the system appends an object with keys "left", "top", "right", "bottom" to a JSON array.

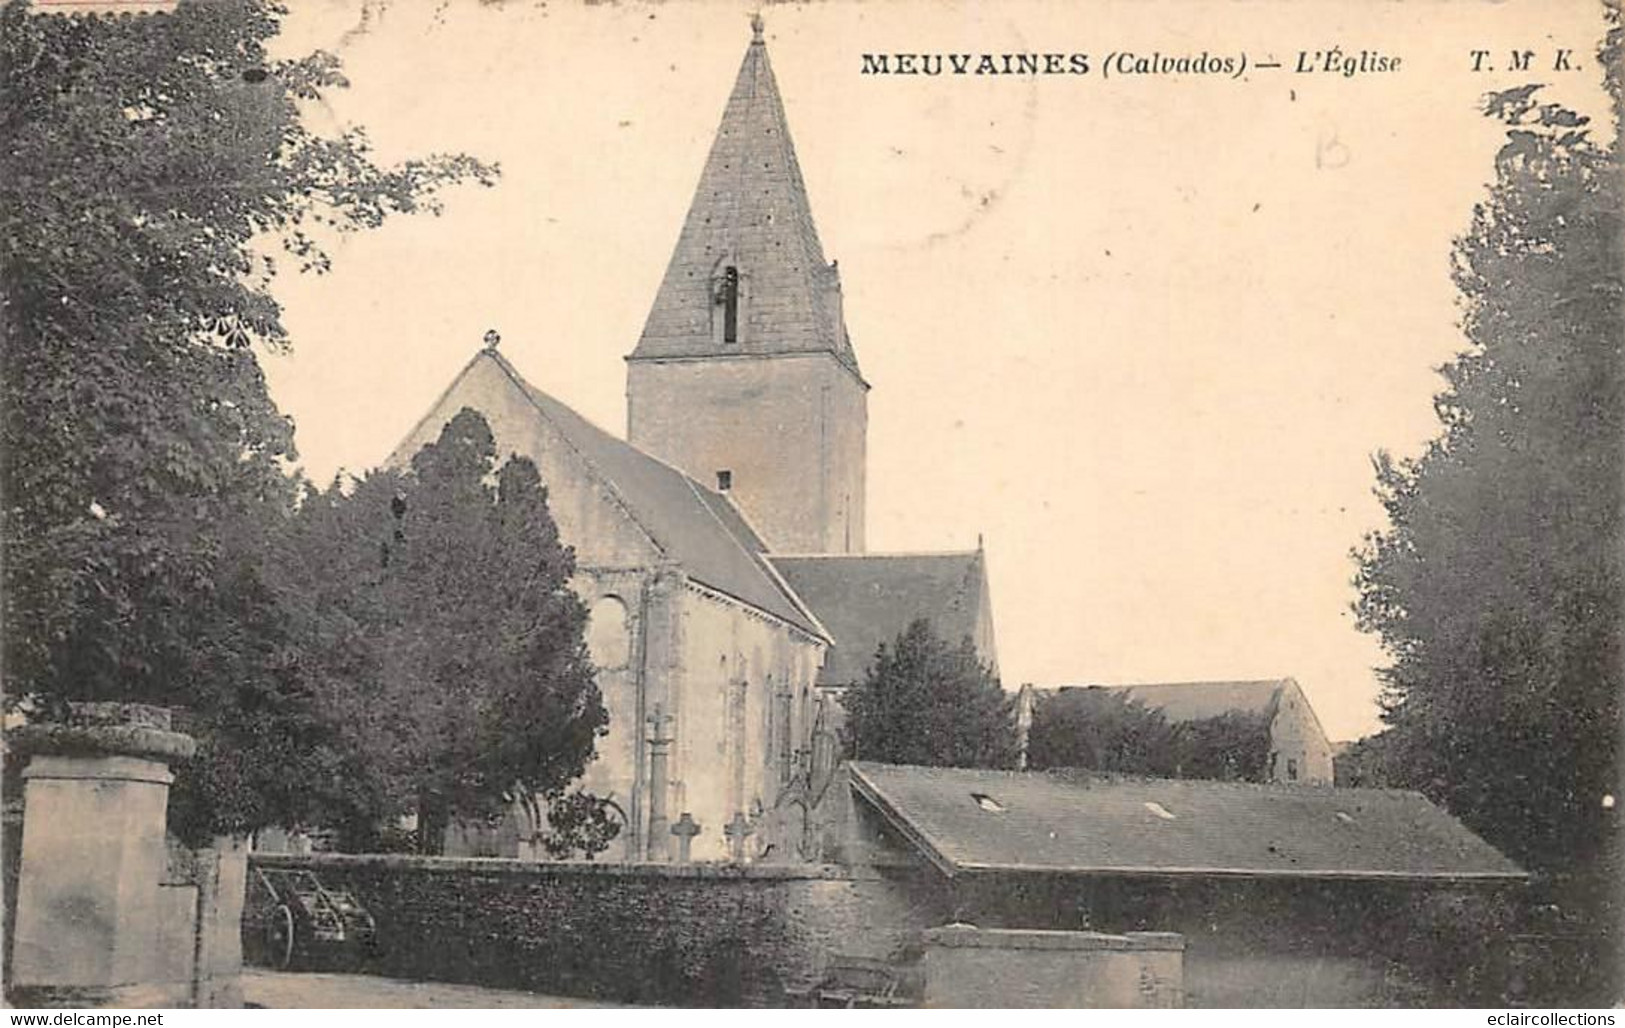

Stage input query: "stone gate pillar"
[{"left": 8, "top": 703, "right": 196, "bottom": 1007}]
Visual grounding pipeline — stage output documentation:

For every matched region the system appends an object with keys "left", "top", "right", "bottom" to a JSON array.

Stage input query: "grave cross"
[
  {"left": 722, "top": 812, "right": 755, "bottom": 864},
  {"left": 670, "top": 812, "right": 701, "bottom": 864}
]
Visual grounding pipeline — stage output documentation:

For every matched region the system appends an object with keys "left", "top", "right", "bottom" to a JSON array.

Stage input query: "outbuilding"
[{"left": 834, "top": 762, "right": 1527, "bottom": 1006}]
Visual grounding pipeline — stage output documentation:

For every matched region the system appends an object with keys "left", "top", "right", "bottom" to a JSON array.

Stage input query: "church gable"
[
  {"left": 390, "top": 349, "right": 824, "bottom": 639},
  {"left": 388, "top": 350, "right": 662, "bottom": 570}
]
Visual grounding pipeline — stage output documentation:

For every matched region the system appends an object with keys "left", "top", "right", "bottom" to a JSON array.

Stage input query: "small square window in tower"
[
  {"left": 721, "top": 265, "right": 739, "bottom": 343},
  {"left": 716, "top": 470, "right": 732, "bottom": 492}
]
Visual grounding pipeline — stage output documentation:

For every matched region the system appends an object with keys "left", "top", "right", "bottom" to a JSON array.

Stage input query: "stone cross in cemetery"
[
  {"left": 723, "top": 812, "right": 755, "bottom": 864},
  {"left": 670, "top": 812, "right": 701, "bottom": 863},
  {"left": 646, "top": 704, "right": 676, "bottom": 861}
]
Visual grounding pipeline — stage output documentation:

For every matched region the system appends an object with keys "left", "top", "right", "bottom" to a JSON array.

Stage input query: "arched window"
[{"left": 585, "top": 596, "right": 631, "bottom": 671}]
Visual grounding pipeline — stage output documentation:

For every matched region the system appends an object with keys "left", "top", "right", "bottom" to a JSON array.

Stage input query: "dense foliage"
[
  {"left": 1351, "top": 12, "right": 1621, "bottom": 997},
  {"left": 1026, "top": 688, "right": 1272, "bottom": 782},
  {"left": 287, "top": 410, "right": 608, "bottom": 852},
  {"left": 840, "top": 618, "right": 1017, "bottom": 769},
  {"left": 0, "top": 0, "right": 495, "bottom": 836},
  {"left": 1352, "top": 64, "right": 1621, "bottom": 875},
  {"left": 1026, "top": 688, "right": 1173, "bottom": 773},
  {"left": 1331, "top": 729, "right": 1397, "bottom": 789}
]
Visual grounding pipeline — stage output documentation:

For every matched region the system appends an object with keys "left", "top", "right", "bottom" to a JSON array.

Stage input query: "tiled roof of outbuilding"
[
  {"left": 768, "top": 552, "right": 987, "bottom": 686},
  {"left": 848, "top": 762, "right": 1526, "bottom": 882}
]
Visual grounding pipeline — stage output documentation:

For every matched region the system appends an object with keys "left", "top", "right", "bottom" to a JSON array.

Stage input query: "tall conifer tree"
[
  {"left": 841, "top": 619, "right": 1016, "bottom": 769},
  {"left": 292, "top": 410, "right": 608, "bottom": 851}
]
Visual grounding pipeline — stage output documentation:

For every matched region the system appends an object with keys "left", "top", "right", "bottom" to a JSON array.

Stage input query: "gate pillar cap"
[{"left": 10, "top": 702, "right": 196, "bottom": 763}]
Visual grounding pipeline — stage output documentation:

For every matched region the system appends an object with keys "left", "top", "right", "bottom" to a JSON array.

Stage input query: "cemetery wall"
[{"left": 249, "top": 853, "right": 946, "bottom": 1006}]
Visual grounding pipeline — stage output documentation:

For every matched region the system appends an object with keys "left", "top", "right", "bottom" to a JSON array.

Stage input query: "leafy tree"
[
  {"left": 0, "top": 1, "right": 494, "bottom": 837},
  {"left": 1027, "top": 688, "right": 1272, "bottom": 782},
  {"left": 1333, "top": 730, "right": 1398, "bottom": 789},
  {"left": 1027, "top": 688, "right": 1177, "bottom": 774},
  {"left": 841, "top": 618, "right": 1016, "bottom": 769},
  {"left": 1170, "top": 710, "right": 1272, "bottom": 782},
  {"left": 291, "top": 410, "right": 607, "bottom": 852},
  {"left": 1351, "top": 11, "right": 1621, "bottom": 992}
]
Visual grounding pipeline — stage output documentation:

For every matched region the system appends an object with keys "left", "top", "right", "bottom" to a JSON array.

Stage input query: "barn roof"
[
  {"left": 768, "top": 551, "right": 987, "bottom": 686},
  {"left": 848, "top": 762, "right": 1526, "bottom": 882},
  {"left": 1095, "top": 680, "right": 1288, "bottom": 723}
]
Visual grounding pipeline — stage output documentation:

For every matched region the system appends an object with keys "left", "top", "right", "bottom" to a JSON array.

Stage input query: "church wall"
[
  {"left": 665, "top": 583, "right": 824, "bottom": 863},
  {"left": 570, "top": 569, "right": 664, "bottom": 861},
  {"left": 395, "top": 357, "right": 694, "bottom": 860},
  {"left": 485, "top": 565, "right": 691, "bottom": 864},
  {"left": 626, "top": 353, "right": 866, "bottom": 554},
  {"left": 440, "top": 561, "right": 686, "bottom": 865}
]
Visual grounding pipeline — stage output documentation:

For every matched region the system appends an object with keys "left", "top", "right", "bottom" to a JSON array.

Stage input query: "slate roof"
[
  {"left": 848, "top": 762, "right": 1526, "bottom": 882},
  {"left": 472, "top": 353, "right": 824, "bottom": 639},
  {"left": 1093, "top": 680, "right": 1290, "bottom": 724},
  {"left": 767, "top": 552, "right": 988, "bottom": 687},
  {"left": 630, "top": 28, "right": 861, "bottom": 378}
]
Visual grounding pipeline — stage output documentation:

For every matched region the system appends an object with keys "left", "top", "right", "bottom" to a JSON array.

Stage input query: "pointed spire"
[{"left": 629, "top": 23, "right": 862, "bottom": 379}]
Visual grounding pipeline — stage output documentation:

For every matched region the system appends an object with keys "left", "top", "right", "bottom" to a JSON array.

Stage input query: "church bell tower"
[{"left": 626, "top": 19, "right": 868, "bottom": 554}]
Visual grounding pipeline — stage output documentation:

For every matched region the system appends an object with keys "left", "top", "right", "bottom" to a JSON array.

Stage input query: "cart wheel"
[{"left": 266, "top": 904, "right": 295, "bottom": 971}]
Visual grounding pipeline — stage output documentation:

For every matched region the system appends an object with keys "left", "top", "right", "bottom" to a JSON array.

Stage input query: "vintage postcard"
[{"left": 3, "top": 0, "right": 1619, "bottom": 1011}]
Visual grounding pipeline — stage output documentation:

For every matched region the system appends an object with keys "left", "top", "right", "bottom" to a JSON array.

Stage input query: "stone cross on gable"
[
  {"left": 722, "top": 812, "right": 754, "bottom": 863},
  {"left": 670, "top": 812, "right": 701, "bottom": 864}
]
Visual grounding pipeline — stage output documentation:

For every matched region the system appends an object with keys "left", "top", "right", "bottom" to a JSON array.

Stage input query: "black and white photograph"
[{"left": 1, "top": 0, "right": 1620, "bottom": 1011}]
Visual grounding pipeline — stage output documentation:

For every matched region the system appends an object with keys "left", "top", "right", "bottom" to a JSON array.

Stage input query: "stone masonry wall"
[
  {"left": 918, "top": 926, "right": 1185, "bottom": 1008},
  {"left": 1268, "top": 680, "right": 1335, "bottom": 785},
  {"left": 666, "top": 583, "right": 825, "bottom": 863},
  {"left": 249, "top": 853, "right": 943, "bottom": 1007},
  {"left": 627, "top": 353, "right": 867, "bottom": 555}
]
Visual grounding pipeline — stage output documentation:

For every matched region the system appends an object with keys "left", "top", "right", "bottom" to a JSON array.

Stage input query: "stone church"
[{"left": 389, "top": 22, "right": 997, "bottom": 864}]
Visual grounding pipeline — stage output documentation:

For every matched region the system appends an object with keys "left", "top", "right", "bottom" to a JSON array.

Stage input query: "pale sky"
[{"left": 261, "top": 0, "right": 1612, "bottom": 743}]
